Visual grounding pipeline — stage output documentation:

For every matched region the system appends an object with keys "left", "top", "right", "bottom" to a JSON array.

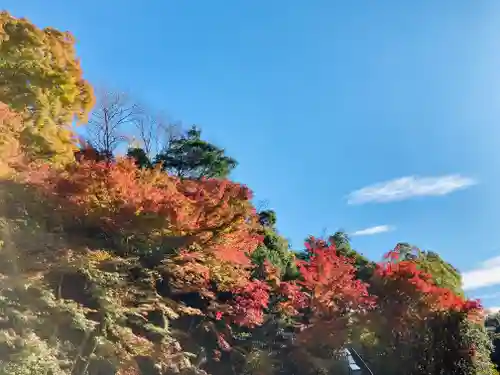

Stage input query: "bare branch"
[
  {"left": 85, "top": 89, "right": 142, "bottom": 157},
  {"left": 255, "top": 199, "right": 270, "bottom": 212},
  {"left": 131, "top": 110, "right": 183, "bottom": 158}
]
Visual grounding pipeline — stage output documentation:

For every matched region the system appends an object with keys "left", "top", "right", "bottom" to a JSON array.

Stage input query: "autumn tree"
[
  {"left": 279, "top": 238, "right": 373, "bottom": 374},
  {"left": 417, "top": 250, "right": 463, "bottom": 296},
  {"left": 394, "top": 241, "right": 417, "bottom": 260},
  {"left": 297, "top": 238, "right": 373, "bottom": 337},
  {"left": 362, "top": 246, "right": 494, "bottom": 375},
  {"left": 74, "top": 136, "right": 108, "bottom": 163},
  {"left": 295, "top": 232, "right": 375, "bottom": 283},
  {"left": 0, "top": 11, "right": 94, "bottom": 164},
  {"left": 6, "top": 154, "right": 263, "bottom": 375},
  {"left": 390, "top": 242, "right": 464, "bottom": 296},
  {"left": 154, "top": 125, "right": 237, "bottom": 179}
]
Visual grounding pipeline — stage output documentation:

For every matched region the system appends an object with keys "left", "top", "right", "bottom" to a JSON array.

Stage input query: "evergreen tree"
[{"left": 154, "top": 125, "right": 237, "bottom": 179}]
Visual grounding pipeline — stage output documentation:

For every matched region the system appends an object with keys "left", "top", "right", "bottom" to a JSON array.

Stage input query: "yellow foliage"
[
  {"left": 0, "top": 11, "right": 95, "bottom": 165},
  {"left": 86, "top": 249, "right": 113, "bottom": 264},
  {"left": 0, "top": 102, "right": 24, "bottom": 175}
]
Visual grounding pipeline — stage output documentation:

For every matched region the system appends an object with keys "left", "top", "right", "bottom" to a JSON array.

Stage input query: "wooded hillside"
[{"left": 0, "top": 11, "right": 496, "bottom": 375}]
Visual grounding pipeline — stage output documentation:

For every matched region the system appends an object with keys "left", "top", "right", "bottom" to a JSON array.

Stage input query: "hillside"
[{"left": 0, "top": 11, "right": 497, "bottom": 375}]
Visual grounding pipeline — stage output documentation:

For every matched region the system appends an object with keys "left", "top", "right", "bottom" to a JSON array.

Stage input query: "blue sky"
[{"left": 5, "top": 1, "right": 500, "bottom": 309}]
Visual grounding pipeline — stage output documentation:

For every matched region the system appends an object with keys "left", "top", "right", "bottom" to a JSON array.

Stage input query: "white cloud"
[
  {"left": 462, "top": 255, "right": 500, "bottom": 291},
  {"left": 481, "top": 256, "right": 500, "bottom": 268},
  {"left": 350, "top": 225, "right": 394, "bottom": 237},
  {"left": 347, "top": 175, "right": 477, "bottom": 205}
]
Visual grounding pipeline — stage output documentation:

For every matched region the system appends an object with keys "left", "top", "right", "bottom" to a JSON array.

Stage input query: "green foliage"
[
  {"left": 250, "top": 210, "right": 298, "bottom": 279},
  {"left": 251, "top": 229, "right": 296, "bottom": 277},
  {"left": 154, "top": 125, "right": 237, "bottom": 179},
  {"left": 486, "top": 312, "right": 500, "bottom": 371},
  {"left": 486, "top": 312, "right": 500, "bottom": 329},
  {"left": 258, "top": 210, "right": 277, "bottom": 227},
  {"left": 359, "top": 247, "right": 491, "bottom": 375},
  {"left": 0, "top": 173, "right": 212, "bottom": 375},
  {"left": 418, "top": 250, "right": 464, "bottom": 296},
  {"left": 127, "top": 147, "right": 153, "bottom": 169},
  {"left": 394, "top": 242, "right": 464, "bottom": 296},
  {"left": 0, "top": 331, "right": 67, "bottom": 375},
  {"left": 330, "top": 231, "right": 376, "bottom": 282},
  {"left": 363, "top": 310, "right": 496, "bottom": 375},
  {"left": 462, "top": 318, "right": 498, "bottom": 375}
]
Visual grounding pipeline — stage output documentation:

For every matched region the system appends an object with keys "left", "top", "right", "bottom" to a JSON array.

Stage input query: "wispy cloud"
[
  {"left": 481, "top": 256, "right": 500, "bottom": 268},
  {"left": 347, "top": 175, "right": 477, "bottom": 205},
  {"left": 350, "top": 225, "right": 394, "bottom": 237},
  {"left": 462, "top": 255, "right": 500, "bottom": 291}
]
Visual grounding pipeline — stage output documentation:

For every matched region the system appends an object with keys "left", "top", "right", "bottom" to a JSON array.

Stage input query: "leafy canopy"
[
  {"left": 251, "top": 210, "right": 298, "bottom": 279},
  {"left": 0, "top": 11, "right": 94, "bottom": 163},
  {"left": 391, "top": 242, "right": 464, "bottom": 296},
  {"left": 155, "top": 125, "right": 237, "bottom": 179}
]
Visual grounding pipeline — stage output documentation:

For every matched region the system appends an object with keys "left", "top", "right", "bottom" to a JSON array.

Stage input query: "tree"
[
  {"left": 74, "top": 136, "right": 104, "bottom": 162},
  {"left": 154, "top": 125, "right": 237, "bottom": 179},
  {"left": 127, "top": 111, "right": 182, "bottom": 169},
  {"left": 0, "top": 11, "right": 95, "bottom": 164},
  {"left": 258, "top": 210, "right": 277, "bottom": 227},
  {"left": 394, "top": 242, "right": 419, "bottom": 260},
  {"left": 486, "top": 312, "right": 500, "bottom": 371},
  {"left": 294, "top": 237, "right": 373, "bottom": 363},
  {"left": 297, "top": 231, "right": 375, "bottom": 282},
  {"left": 331, "top": 232, "right": 376, "bottom": 282},
  {"left": 486, "top": 312, "right": 500, "bottom": 329},
  {"left": 390, "top": 242, "right": 464, "bottom": 296},
  {"left": 362, "top": 247, "right": 491, "bottom": 375},
  {"left": 126, "top": 146, "right": 153, "bottom": 169},
  {"left": 132, "top": 111, "right": 181, "bottom": 158},
  {"left": 418, "top": 250, "right": 463, "bottom": 296},
  {"left": 251, "top": 210, "right": 298, "bottom": 279},
  {"left": 330, "top": 231, "right": 350, "bottom": 250},
  {"left": 86, "top": 89, "right": 140, "bottom": 159}
]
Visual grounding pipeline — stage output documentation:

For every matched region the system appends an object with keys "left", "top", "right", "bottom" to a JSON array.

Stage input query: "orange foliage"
[
  {"left": 0, "top": 102, "right": 25, "bottom": 168},
  {"left": 230, "top": 279, "right": 270, "bottom": 327},
  {"left": 15, "top": 155, "right": 487, "bottom": 371},
  {"left": 297, "top": 237, "right": 374, "bottom": 314},
  {"left": 376, "top": 248, "right": 482, "bottom": 318},
  {"left": 22, "top": 157, "right": 262, "bottom": 265},
  {"left": 293, "top": 238, "right": 374, "bottom": 348},
  {"left": 369, "top": 246, "right": 484, "bottom": 354}
]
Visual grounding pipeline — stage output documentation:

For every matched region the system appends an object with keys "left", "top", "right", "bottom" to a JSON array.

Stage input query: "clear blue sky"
[{"left": 5, "top": 1, "right": 500, "bottom": 309}]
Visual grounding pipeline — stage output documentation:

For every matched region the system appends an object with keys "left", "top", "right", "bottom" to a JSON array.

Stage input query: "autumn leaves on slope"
[{"left": 0, "top": 10, "right": 497, "bottom": 375}]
